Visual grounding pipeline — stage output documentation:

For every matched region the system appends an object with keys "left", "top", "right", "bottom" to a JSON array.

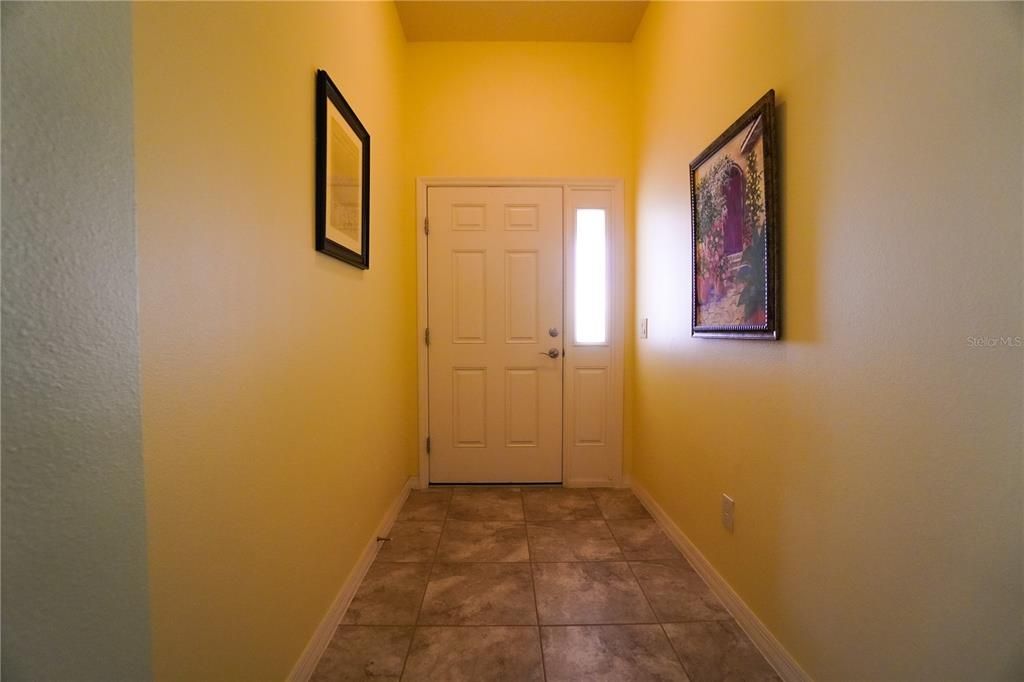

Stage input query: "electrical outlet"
[
  {"left": 640, "top": 318, "right": 649, "bottom": 339},
  {"left": 721, "top": 494, "right": 735, "bottom": 533}
]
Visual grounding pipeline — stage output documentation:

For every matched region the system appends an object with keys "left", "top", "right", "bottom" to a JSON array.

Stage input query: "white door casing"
[
  {"left": 426, "top": 186, "right": 564, "bottom": 483},
  {"left": 417, "top": 179, "right": 624, "bottom": 487}
]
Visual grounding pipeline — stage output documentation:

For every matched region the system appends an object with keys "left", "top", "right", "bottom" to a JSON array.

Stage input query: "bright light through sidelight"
[{"left": 574, "top": 209, "right": 607, "bottom": 344}]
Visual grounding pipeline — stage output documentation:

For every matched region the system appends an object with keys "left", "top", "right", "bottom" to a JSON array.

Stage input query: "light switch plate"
[
  {"left": 721, "top": 494, "right": 735, "bottom": 533},
  {"left": 640, "top": 318, "right": 649, "bottom": 339}
]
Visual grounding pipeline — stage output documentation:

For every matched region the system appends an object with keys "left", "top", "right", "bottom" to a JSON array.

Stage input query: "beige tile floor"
[{"left": 312, "top": 487, "right": 780, "bottom": 682}]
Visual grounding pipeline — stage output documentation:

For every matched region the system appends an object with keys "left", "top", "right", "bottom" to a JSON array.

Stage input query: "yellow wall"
[
  {"left": 133, "top": 3, "right": 416, "bottom": 679},
  {"left": 405, "top": 41, "right": 637, "bottom": 472},
  {"left": 632, "top": 2, "right": 1023, "bottom": 680}
]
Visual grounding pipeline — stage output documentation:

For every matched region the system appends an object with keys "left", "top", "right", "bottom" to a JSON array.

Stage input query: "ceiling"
[{"left": 395, "top": 1, "right": 650, "bottom": 42}]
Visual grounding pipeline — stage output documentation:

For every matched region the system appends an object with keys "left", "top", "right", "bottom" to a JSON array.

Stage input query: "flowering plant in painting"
[
  {"left": 694, "top": 156, "right": 731, "bottom": 304},
  {"left": 736, "top": 147, "right": 767, "bottom": 323}
]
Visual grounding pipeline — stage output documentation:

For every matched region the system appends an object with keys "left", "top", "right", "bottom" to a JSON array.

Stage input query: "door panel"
[
  {"left": 573, "top": 367, "right": 608, "bottom": 446},
  {"left": 504, "top": 251, "right": 538, "bottom": 343},
  {"left": 451, "top": 251, "right": 487, "bottom": 343},
  {"left": 504, "top": 368, "right": 539, "bottom": 447},
  {"left": 428, "top": 186, "right": 563, "bottom": 483},
  {"left": 452, "top": 367, "right": 488, "bottom": 448}
]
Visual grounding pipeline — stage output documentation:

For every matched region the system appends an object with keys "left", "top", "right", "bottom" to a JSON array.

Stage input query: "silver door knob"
[{"left": 539, "top": 348, "right": 560, "bottom": 358}]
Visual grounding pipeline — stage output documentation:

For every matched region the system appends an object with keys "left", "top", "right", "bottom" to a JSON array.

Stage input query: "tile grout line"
[
  {"left": 598, "top": 488, "right": 697, "bottom": 680},
  {"left": 397, "top": 491, "right": 451, "bottom": 681},
  {"left": 526, "top": 490, "right": 548, "bottom": 682},
  {"left": 625, "top": 556, "right": 696, "bottom": 679},
  {"left": 662, "top": 624, "right": 698, "bottom": 682}
]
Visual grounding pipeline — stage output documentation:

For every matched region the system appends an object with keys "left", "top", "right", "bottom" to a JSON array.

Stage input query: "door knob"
[{"left": 539, "top": 348, "right": 560, "bottom": 359}]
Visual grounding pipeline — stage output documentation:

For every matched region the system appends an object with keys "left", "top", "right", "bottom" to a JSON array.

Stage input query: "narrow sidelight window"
[{"left": 574, "top": 208, "right": 608, "bottom": 344}]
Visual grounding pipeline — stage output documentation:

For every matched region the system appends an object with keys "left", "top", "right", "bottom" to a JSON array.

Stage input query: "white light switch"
[{"left": 640, "top": 318, "right": 649, "bottom": 339}]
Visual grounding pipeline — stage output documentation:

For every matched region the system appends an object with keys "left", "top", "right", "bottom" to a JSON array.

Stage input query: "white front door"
[{"left": 427, "top": 186, "right": 563, "bottom": 483}]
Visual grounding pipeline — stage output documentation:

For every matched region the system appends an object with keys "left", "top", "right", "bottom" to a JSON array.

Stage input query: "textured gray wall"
[{"left": 2, "top": 3, "right": 153, "bottom": 679}]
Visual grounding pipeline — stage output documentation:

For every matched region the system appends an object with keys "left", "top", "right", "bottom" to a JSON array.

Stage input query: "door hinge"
[
  {"left": 424, "top": 216, "right": 430, "bottom": 235},
  {"left": 424, "top": 327, "right": 431, "bottom": 346},
  {"left": 426, "top": 436, "right": 431, "bottom": 455}
]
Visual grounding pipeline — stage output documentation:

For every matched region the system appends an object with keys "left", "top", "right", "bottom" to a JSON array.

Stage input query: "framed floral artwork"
[
  {"left": 690, "top": 90, "right": 779, "bottom": 339},
  {"left": 315, "top": 69, "right": 370, "bottom": 269}
]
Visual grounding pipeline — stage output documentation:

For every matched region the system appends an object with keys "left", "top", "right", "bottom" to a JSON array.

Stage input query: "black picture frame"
[
  {"left": 315, "top": 69, "right": 370, "bottom": 269},
  {"left": 690, "top": 90, "right": 780, "bottom": 339}
]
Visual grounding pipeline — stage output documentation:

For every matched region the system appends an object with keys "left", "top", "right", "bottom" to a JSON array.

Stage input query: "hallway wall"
[
  {"left": 405, "top": 41, "right": 637, "bottom": 474},
  {"left": 1, "top": 4, "right": 152, "bottom": 678},
  {"left": 632, "top": 2, "right": 1023, "bottom": 679},
  {"left": 133, "top": 3, "right": 416, "bottom": 679}
]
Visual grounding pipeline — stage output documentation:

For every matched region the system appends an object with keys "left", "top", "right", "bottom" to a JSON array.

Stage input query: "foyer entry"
[{"left": 419, "top": 180, "right": 625, "bottom": 486}]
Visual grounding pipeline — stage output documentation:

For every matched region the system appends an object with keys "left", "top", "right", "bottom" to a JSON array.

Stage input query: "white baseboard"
[
  {"left": 630, "top": 481, "right": 812, "bottom": 682},
  {"left": 566, "top": 478, "right": 620, "bottom": 488},
  {"left": 288, "top": 476, "right": 416, "bottom": 682}
]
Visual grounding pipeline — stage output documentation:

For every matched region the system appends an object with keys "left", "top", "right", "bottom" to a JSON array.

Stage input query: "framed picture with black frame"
[
  {"left": 690, "top": 90, "right": 780, "bottom": 339},
  {"left": 315, "top": 69, "right": 370, "bottom": 269}
]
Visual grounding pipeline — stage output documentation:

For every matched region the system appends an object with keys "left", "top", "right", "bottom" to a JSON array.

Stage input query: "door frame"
[{"left": 416, "top": 177, "right": 625, "bottom": 489}]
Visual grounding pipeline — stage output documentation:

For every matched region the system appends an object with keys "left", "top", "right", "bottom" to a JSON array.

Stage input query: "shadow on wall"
[
  {"left": 774, "top": 101, "right": 798, "bottom": 343},
  {"left": 777, "top": 98, "right": 817, "bottom": 345}
]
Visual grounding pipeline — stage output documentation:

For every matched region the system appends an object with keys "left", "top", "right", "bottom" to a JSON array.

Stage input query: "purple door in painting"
[{"left": 723, "top": 165, "right": 744, "bottom": 255}]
